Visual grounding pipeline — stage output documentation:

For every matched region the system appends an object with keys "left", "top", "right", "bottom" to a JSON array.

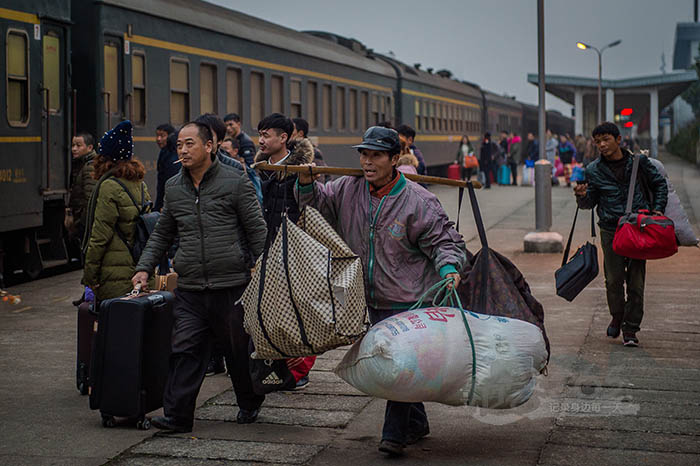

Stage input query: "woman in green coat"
[{"left": 82, "top": 120, "right": 152, "bottom": 301}]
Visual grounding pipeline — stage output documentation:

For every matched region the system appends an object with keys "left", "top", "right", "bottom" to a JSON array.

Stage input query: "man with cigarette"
[{"left": 132, "top": 121, "right": 267, "bottom": 432}]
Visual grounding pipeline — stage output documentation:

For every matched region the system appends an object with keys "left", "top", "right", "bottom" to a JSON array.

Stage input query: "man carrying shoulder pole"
[{"left": 295, "top": 126, "right": 468, "bottom": 457}]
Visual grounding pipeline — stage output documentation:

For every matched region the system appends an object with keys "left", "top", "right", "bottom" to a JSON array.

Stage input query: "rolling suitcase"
[
  {"left": 76, "top": 301, "right": 98, "bottom": 395},
  {"left": 89, "top": 290, "right": 174, "bottom": 429},
  {"left": 497, "top": 165, "right": 511, "bottom": 185}
]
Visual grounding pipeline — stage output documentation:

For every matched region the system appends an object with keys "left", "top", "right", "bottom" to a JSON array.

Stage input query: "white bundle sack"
[
  {"left": 647, "top": 157, "right": 699, "bottom": 246},
  {"left": 334, "top": 306, "right": 548, "bottom": 409}
]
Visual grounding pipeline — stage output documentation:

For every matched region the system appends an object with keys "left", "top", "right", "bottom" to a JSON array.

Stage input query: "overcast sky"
[{"left": 208, "top": 0, "right": 695, "bottom": 115}]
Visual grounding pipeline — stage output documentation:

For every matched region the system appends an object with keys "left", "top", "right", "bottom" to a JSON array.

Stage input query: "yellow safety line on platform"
[
  {"left": 401, "top": 89, "right": 480, "bottom": 108},
  {"left": 128, "top": 34, "right": 393, "bottom": 93},
  {"left": 0, "top": 136, "right": 42, "bottom": 143},
  {"left": 50, "top": 296, "right": 68, "bottom": 303},
  {"left": 0, "top": 7, "right": 40, "bottom": 24},
  {"left": 11, "top": 306, "right": 32, "bottom": 314}
]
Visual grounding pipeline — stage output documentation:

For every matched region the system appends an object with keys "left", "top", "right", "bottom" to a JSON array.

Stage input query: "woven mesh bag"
[{"left": 243, "top": 206, "right": 368, "bottom": 359}]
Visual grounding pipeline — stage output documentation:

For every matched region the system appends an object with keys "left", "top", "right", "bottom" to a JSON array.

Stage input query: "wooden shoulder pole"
[{"left": 253, "top": 163, "right": 483, "bottom": 189}]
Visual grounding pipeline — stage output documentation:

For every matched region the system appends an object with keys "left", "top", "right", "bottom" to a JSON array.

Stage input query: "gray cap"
[{"left": 353, "top": 126, "right": 401, "bottom": 154}]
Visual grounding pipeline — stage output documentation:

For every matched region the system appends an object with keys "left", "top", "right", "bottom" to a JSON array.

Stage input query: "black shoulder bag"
[{"left": 555, "top": 207, "right": 599, "bottom": 301}]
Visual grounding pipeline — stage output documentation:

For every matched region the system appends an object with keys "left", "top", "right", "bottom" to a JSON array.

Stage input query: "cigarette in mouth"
[{"left": 173, "top": 159, "right": 183, "bottom": 164}]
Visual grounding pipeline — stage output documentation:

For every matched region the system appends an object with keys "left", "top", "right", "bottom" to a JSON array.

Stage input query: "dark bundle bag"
[
  {"left": 248, "top": 341, "right": 296, "bottom": 395},
  {"left": 110, "top": 178, "right": 161, "bottom": 264},
  {"left": 555, "top": 207, "right": 599, "bottom": 301},
  {"left": 612, "top": 154, "right": 678, "bottom": 260},
  {"left": 456, "top": 184, "right": 551, "bottom": 362}
]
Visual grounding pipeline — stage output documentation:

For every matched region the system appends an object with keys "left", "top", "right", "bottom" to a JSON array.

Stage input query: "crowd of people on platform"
[
  {"left": 453, "top": 129, "right": 641, "bottom": 189},
  {"left": 64, "top": 110, "right": 467, "bottom": 457}
]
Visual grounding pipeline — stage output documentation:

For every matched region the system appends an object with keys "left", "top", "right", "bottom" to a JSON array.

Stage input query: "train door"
[
  {"left": 41, "top": 22, "right": 68, "bottom": 192},
  {"left": 102, "top": 36, "right": 123, "bottom": 133}
]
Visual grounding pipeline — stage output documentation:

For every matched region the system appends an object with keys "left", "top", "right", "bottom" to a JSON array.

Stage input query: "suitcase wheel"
[
  {"left": 101, "top": 414, "right": 116, "bottom": 428},
  {"left": 136, "top": 418, "right": 151, "bottom": 430},
  {"left": 76, "top": 363, "right": 89, "bottom": 396}
]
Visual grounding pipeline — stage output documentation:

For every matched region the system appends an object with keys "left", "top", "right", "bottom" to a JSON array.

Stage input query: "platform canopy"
[{"left": 526, "top": 70, "right": 697, "bottom": 156}]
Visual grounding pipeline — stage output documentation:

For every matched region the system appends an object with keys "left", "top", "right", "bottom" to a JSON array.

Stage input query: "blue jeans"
[{"left": 369, "top": 308, "right": 430, "bottom": 444}]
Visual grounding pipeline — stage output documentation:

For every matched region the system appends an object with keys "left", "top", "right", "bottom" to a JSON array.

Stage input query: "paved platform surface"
[{"left": 1, "top": 151, "right": 698, "bottom": 465}]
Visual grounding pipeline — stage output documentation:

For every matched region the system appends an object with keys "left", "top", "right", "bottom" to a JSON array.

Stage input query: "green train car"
[{"left": 1, "top": 1, "right": 73, "bottom": 281}]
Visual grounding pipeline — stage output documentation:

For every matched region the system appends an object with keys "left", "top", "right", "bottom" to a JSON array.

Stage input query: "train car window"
[
  {"left": 250, "top": 71, "right": 264, "bottom": 128},
  {"left": 371, "top": 94, "right": 379, "bottom": 126},
  {"left": 430, "top": 102, "right": 436, "bottom": 132},
  {"left": 387, "top": 96, "right": 393, "bottom": 124},
  {"left": 226, "top": 67, "right": 242, "bottom": 115},
  {"left": 438, "top": 104, "right": 443, "bottom": 132},
  {"left": 443, "top": 105, "right": 448, "bottom": 133},
  {"left": 290, "top": 79, "right": 302, "bottom": 118},
  {"left": 43, "top": 33, "right": 61, "bottom": 112},
  {"left": 322, "top": 84, "right": 332, "bottom": 130},
  {"left": 104, "top": 43, "right": 119, "bottom": 115},
  {"left": 170, "top": 59, "right": 189, "bottom": 126},
  {"left": 359, "top": 91, "right": 368, "bottom": 130},
  {"left": 132, "top": 53, "right": 146, "bottom": 125},
  {"left": 424, "top": 102, "right": 429, "bottom": 132},
  {"left": 306, "top": 81, "right": 317, "bottom": 129},
  {"left": 349, "top": 89, "right": 357, "bottom": 131},
  {"left": 336, "top": 87, "right": 346, "bottom": 130},
  {"left": 271, "top": 75, "right": 284, "bottom": 114},
  {"left": 200, "top": 64, "right": 217, "bottom": 115},
  {"left": 7, "top": 30, "right": 29, "bottom": 126},
  {"left": 414, "top": 101, "right": 420, "bottom": 130}
]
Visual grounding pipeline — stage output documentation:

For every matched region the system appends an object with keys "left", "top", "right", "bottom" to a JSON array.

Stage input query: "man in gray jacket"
[{"left": 132, "top": 121, "right": 267, "bottom": 432}]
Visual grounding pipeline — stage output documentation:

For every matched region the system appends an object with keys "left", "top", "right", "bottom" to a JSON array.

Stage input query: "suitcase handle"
[{"left": 128, "top": 283, "right": 142, "bottom": 297}]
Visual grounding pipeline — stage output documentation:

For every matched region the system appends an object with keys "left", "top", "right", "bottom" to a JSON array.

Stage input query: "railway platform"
[{"left": 1, "top": 151, "right": 698, "bottom": 466}]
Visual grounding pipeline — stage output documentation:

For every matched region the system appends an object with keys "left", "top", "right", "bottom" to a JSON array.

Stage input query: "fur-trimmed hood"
[{"left": 254, "top": 138, "right": 315, "bottom": 179}]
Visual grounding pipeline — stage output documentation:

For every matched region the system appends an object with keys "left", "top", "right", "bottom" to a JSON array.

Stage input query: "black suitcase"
[
  {"left": 77, "top": 301, "right": 98, "bottom": 395},
  {"left": 89, "top": 290, "right": 174, "bottom": 430},
  {"left": 555, "top": 207, "right": 599, "bottom": 301}
]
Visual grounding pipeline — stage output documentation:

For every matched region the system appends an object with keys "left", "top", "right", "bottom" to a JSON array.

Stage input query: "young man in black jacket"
[
  {"left": 132, "top": 121, "right": 267, "bottom": 432},
  {"left": 224, "top": 113, "right": 256, "bottom": 166},
  {"left": 574, "top": 122, "right": 667, "bottom": 347}
]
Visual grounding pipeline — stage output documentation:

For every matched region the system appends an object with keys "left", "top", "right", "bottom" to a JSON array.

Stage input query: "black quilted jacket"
[
  {"left": 576, "top": 149, "right": 668, "bottom": 231},
  {"left": 136, "top": 157, "right": 267, "bottom": 290}
]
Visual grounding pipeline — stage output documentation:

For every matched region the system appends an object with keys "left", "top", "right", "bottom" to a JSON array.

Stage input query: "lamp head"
[
  {"left": 576, "top": 42, "right": 588, "bottom": 50},
  {"left": 608, "top": 39, "right": 622, "bottom": 48}
]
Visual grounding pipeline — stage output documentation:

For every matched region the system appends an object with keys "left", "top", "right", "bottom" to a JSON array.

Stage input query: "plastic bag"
[
  {"left": 647, "top": 157, "right": 698, "bottom": 246},
  {"left": 334, "top": 305, "right": 548, "bottom": 409}
]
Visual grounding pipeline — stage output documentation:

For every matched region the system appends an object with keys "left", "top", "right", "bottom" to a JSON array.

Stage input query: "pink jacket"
[{"left": 296, "top": 173, "right": 468, "bottom": 310}]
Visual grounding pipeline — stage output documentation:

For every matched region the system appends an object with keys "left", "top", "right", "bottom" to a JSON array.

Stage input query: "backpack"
[{"left": 110, "top": 177, "right": 160, "bottom": 264}]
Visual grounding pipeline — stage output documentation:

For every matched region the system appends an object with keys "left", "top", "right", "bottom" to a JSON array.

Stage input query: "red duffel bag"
[
  {"left": 612, "top": 154, "right": 678, "bottom": 260},
  {"left": 613, "top": 210, "right": 677, "bottom": 260}
]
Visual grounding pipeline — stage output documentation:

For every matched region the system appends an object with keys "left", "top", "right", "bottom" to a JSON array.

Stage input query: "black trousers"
[
  {"left": 509, "top": 162, "right": 518, "bottom": 185},
  {"left": 369, "top": 308, "right": 429, "bottom": 445},
  {"left": 481, "top": 161, "right": 497, "bottom": 187},
  {"left": 164, "top": 286, "right": 264, "bottom": 421}
]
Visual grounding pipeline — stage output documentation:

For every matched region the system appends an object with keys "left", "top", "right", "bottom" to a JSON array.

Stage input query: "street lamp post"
[{"left": 576, "top": 40, "right": 621, "bottom": 124}]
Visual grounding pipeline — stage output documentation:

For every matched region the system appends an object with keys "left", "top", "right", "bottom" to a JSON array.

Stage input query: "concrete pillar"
[
  {"left": 605, "top": 88, "right": 615, "bottom": 123},
  {"left": 574, "top": 89, "right": 584, "bottom": 136},
  {"left": 650, "top": 88, "right": 659, "bottom": 158}
]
